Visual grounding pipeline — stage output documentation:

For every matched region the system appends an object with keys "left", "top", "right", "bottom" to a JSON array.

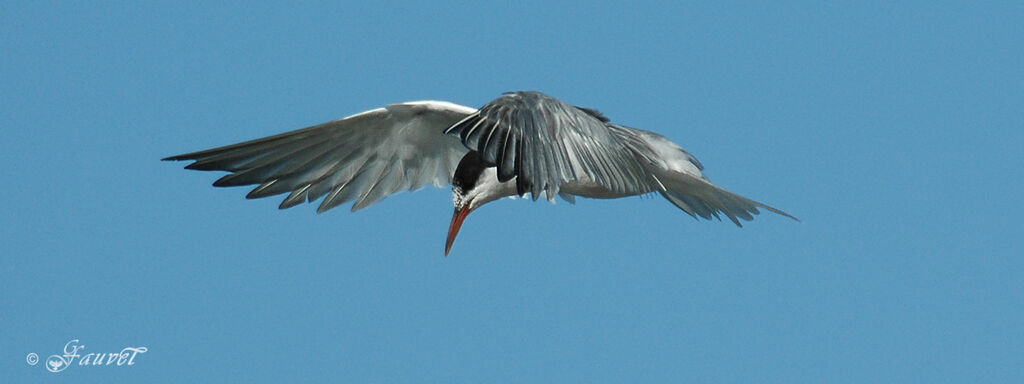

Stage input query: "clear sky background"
[{"left": 2, "top": 1, "right": 1021, "bottom": 382}]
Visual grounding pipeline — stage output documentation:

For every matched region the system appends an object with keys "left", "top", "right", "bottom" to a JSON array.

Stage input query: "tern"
[{"left": 164, "top": 91, "right": 797, "bottom": 255}]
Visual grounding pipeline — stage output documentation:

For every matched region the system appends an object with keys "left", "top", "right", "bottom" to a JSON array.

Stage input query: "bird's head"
[{"left": 445, "top": 152, "right": 517, "bottom": 256}]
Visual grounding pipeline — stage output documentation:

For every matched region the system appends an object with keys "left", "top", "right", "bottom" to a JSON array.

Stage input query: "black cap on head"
[{"left": 453, "top": 151, "right": 488, "bottom": 192}]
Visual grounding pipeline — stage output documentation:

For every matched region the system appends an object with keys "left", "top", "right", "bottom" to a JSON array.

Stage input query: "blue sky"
[{"left": 2, "top": 1, "right": 1021, "bottom": 382}]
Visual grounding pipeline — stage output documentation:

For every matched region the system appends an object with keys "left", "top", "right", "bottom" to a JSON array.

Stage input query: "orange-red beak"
[{"left": 445, "top": 205, "right": 471, "bottom": 256}]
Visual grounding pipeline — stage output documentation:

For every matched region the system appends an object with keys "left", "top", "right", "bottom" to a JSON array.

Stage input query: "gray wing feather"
[
  {"left": 655, "top": 173, "right": 797, "bottom": 226},
  {"left": 445, "top": 91, "right": 650, "bottom": 200},
  {"left": 618, "top": 126, "right": 798, "bottom": 226},
  {"left": 164, "top": 102, "right": 475, "bottom": 212}
]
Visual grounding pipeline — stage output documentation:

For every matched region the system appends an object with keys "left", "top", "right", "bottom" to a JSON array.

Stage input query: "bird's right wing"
[{"left": 163, "top": 101, "right": 476, "bottom": 212}]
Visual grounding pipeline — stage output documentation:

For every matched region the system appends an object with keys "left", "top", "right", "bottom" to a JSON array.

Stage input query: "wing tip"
[
  {"left": 760, "top": 204, "right": 800, "bottom": 223},
  {"left": 658, "top": 176, "right": 799, "bottom": 226},
  {"left": 162, "top": 150, "right": 206, "bottom": 163}
]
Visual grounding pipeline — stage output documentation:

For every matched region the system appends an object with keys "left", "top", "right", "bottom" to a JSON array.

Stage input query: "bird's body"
[{"left": 165, "top": 91, "right": 796, "bottom": 255}]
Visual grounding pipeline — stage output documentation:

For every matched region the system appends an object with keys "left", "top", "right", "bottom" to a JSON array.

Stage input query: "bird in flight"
[{"left": 164, "top": 91, "right": 797, "bottom": 255}]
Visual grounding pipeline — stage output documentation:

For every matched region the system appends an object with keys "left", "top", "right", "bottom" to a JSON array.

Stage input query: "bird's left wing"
[
  {"left": 445, "top": 91, "right": 652, "bottom": 200},
  {"left": 620, "top": 128, "right": 799, "bottom": 226},
  {"left": 163, "top": 101, "right": 475, "bottom": 212}
]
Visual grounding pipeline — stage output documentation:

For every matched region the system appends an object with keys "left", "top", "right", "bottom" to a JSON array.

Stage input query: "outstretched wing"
[
  {"left": 621, "top": 127, "right": 799, "bottom": 226},
  {"left": 445, "top": 91, "right": 651, "bottom": 200},
  {"left": 163, "top": 101, "right": 475, "bottom": 212},
  {"left": 655, "top": 173, "right": 798, "bottom": 227}
]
